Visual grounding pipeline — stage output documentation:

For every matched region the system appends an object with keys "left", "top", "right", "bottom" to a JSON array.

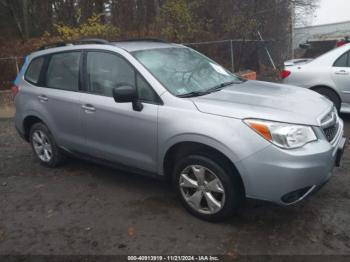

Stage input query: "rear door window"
[
  {"left": 333, "top": 51, "right": 349, "bottom": 67},
  {"left": 46, "top": 52, "right": 81, "bottom": 91},
  {"left": 25, "top": 57, "right": 44, "bottom": 85}
]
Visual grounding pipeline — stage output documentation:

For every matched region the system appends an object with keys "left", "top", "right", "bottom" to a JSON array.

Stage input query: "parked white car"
[{"left": 282, "top": 43, "right": 350, "bottom": 113}]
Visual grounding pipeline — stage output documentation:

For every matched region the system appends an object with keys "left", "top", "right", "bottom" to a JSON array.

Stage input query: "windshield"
[{"left": 132, "top": 47, "right": 243, "bottom": 96}]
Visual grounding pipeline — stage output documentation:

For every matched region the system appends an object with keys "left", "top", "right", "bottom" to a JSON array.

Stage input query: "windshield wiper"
[
  {"left": 178, "top": 81, "right": 240, "bottom": 98},
  {"left": 177, "top": 90, "right": 211, "bottom": 98},
  {"left": 206, "top": 81, "right": 239, "bottom": 93}
]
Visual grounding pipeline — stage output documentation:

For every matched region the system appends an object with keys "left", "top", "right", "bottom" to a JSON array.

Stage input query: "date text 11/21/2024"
[{"left": 127, "top": 255, "right": 222, "bottom": 261}]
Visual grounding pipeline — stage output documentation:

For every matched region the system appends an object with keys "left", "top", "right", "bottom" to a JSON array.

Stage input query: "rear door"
[
  {"left": 40, "top": 51, "right": 84, "bottom": 150},
  {"left": 332, "top": 50, "right": 350, "bottom": 102}
]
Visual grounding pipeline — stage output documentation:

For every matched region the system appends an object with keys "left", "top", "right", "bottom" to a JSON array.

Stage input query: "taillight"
[
  {"left": 11, "top": 85, "right": 20, "bottom": 98},
  {"left": 280, "top": 70, "right": 291, "bottom": 79}
]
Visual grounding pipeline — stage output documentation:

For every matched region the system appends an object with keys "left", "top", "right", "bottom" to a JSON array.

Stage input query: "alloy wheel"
[
  {"left": 179, "top": 165, "right": 226, "bottom": 214},
  {"left": 32, "top": 130, "right": 53, "bottom": 162}
]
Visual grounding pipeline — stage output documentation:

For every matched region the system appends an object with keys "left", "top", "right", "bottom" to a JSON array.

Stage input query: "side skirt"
[{"left": 59, "top": 147, "right": 164, "bottom": 180}]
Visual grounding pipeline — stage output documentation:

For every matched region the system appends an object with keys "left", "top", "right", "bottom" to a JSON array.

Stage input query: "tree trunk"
[
  {"left": 22, "top": 0, "right": 29, "bottom": 39},
  {"left": 3, "top": 0, "right": 25, "bottom": 40}
]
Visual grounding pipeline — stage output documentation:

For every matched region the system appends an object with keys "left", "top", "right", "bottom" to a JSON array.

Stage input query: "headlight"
[{"left": 244, "top": 119, "right": 317, "bottom": 149}]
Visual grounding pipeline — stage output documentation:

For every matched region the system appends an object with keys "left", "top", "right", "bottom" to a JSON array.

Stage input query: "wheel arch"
[
  {"left": 310, "top": 85, "right": 342, "bottom": 102},
  {"left": 162, "top": 141, "right": 245, "bottom": 195},
  {"left": 23, "top": 115, "right": 45, "bottom": 141}
]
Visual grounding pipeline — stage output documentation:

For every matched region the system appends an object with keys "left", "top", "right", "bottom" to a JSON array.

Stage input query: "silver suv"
[{"left": 14, "top": 39, "right": 346, "bottom": 221}]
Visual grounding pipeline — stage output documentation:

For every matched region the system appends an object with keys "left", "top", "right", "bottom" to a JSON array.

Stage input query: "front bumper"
[{"left": 236, "top": 119, "right": 345, "bottom": 205}]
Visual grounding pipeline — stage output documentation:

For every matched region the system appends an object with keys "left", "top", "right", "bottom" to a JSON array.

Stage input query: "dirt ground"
[
  {"left": 0, "top": 116, "right": 349, "bottom": 256},
  {"left": 0, "top": 106, "right": 14, "bottom": 119}
]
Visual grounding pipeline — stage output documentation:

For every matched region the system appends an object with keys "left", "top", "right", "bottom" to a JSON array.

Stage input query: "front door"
[
  {"left": 332, "top": 50, "right": 350, "bottom": 103},
  {"left": 80, "top": 51, "right": 160, "bottom": 172}
]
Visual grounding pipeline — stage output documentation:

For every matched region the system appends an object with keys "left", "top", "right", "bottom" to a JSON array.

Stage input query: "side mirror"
[{"left": 112, "top": 85, "right": 143, "bottom": 111}]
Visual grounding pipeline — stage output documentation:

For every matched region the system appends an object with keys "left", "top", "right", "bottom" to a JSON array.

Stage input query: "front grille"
[
  {"left": 322, "top": 121, "right": 339, "bottom": 142},
  {"left": 320, "top": 107, "right": 339, "bottom": 143}
]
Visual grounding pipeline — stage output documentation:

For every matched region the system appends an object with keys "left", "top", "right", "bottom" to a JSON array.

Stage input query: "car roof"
[
  {"left": 112, "top": 41, "right": 183, "bottom": 52},
  {"left": 35, "top": 39, "right": 184, "bottom": 54},
  {"left": 28, "top": 39, "right": 187, "bottom": 60}
]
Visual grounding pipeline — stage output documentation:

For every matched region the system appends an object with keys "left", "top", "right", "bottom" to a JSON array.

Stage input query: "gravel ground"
[{"left": 0, "top": 116, "right": 349, "bottom": 256}]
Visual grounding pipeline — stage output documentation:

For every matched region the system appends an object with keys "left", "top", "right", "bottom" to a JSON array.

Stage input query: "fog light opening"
[{"left": 281, "top": 186, "right": 313, "bottom": 204}]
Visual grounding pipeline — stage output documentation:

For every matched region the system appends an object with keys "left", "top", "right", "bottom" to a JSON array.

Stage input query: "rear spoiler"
[{"left": 284, "top": 58, "right": 313, "bottom": 67}]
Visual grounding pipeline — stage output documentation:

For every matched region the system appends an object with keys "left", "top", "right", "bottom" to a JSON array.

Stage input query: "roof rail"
[
  {"left": 38, "top": 42, "right": 71, "bottom": 50},
  {"left": 38, "top": 38, "right": 110, "bottom": 50},
  {"left": 115, "top": 38, "right": 168, "bottom": 43},
  {"left": 78, "top": 38, "right": 110, "bottom": 44}
]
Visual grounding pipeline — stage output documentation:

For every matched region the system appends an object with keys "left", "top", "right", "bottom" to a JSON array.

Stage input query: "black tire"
[
  {"left": 313, "top": 87, "right": 341, "bottom": 112},
  {"left": 29, "top": 122, "right": 65, "bottom": 168},
  {"left": 173, "top": 153, "right": 244, "bottom": 222}
]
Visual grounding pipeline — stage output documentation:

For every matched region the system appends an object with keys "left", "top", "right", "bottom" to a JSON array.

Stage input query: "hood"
[{"left": 191, "top": 80, "right": 333, "bottom": 126}]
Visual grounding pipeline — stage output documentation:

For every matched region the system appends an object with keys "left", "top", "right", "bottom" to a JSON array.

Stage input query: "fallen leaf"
[
  {"left": 128, "top": 227, "right": 136, "bottom": 237},
  {"left": 227, "top": 250, "right": 238, "bottom": 260}
]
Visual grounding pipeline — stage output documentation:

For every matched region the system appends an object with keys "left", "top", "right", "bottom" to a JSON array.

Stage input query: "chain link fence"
[
  {"left": 184, "top": 39, "right": 281, "bottom": 82},
  {"left": 0, "top": 39, "right": 282, "bottom": 91},
  {"left": 0, "top": 57, "right": 25, "bottom": 90}
]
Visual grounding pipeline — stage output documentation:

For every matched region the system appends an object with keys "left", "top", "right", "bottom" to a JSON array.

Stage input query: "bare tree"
[
  {"left": 0, "top": 0, "right": 26, "bottom": 39},
  {"left": 291, "top": 0, "right": 320, "bottom": 27}
]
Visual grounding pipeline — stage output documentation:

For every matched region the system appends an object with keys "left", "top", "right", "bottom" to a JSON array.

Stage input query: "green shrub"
[
  {"left": 156, "top": 0, "right": 195, "bottom": 42},
  {"left": 54, "top": 14, "right": 119, "bottom": 40}
]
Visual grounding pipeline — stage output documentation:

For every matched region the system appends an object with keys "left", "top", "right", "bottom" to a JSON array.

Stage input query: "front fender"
[{"left": 158, "top": 133, "right": 240, "bottom": 176}]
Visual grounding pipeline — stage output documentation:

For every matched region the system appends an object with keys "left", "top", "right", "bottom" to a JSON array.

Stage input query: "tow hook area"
[{"left": 336, "top": 137, "right": 346, "bottom": 167}]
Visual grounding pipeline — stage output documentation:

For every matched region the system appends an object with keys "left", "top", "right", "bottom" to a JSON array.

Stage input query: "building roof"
[{"left": 295, "top": 20, "right": 350, "bottom": 30}]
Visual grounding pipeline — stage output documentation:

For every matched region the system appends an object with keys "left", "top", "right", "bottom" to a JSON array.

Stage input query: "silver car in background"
[
  {"left": 13, "top": 39, "right": 346, "bottom": 221},
  {"left": 282, "top": 43, "right": 350, "bottom": 113}
]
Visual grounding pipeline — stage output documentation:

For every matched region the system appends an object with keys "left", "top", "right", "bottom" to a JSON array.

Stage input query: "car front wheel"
[{"left": 173, "top": 153, "right": 244, "bottom": 222}]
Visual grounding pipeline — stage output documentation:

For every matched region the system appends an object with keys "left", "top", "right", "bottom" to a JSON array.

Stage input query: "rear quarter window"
[
  {"left": 46, "top": 52, "right": 81, "bottom": 92},
  {"left": 333, "top": 51, "right": 349, "bottom": 67},
  {"left": 24, "top": 57, "right": 44, "bottom": 84}
]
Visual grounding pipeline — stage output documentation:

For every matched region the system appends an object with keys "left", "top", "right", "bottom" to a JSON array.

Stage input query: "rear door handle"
[
  {"left": 38, "top": 95, "right": 48, "bottom": 102},
  {"left": 82, "top": 104, "right": 96, "bottom": 112},
  {"left": 335, "top": 70, "right": 349, "bottom": 75}
]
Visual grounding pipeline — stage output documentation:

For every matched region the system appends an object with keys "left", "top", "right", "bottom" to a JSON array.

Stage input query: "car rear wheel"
[
  {"left": 313, "top": 87, "right": 341, "bottom": 112},
  {"left": 173, "top": 153, "right": 244, "bottom": 222},
  {"left": 29, "top": 122, "right": 65, "bottom": 167}
]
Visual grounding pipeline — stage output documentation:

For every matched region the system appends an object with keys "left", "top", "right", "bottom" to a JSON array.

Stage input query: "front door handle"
[
  {"left": 82, "top": 104, "right": 96, "bottom": 112},
  {"left": 38, "top": 95, "right": 48, "bottom": 102}
]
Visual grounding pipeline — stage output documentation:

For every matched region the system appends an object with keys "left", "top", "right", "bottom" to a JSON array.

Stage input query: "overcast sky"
[{"left": 312, "top": 0, "right": 350, "bottom": 25}]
